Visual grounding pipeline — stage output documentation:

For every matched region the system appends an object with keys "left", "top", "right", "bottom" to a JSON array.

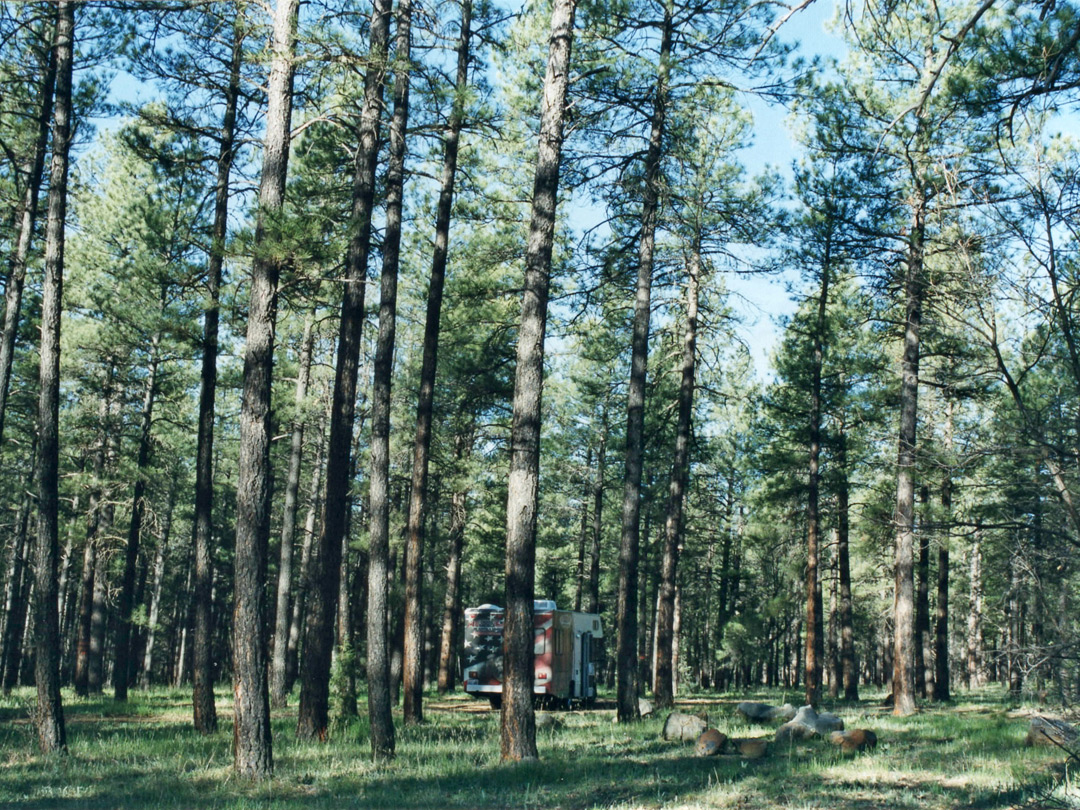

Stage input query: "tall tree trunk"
[
  {"left": 574, "top": 446, "right": 592, "bottom": 613},
  {"left": 933, "top": 400, "right": 953, "bottom": 701},
  {"left": 402, "top": 0, "right": 471, "bottom": 720},
  {"left": 966, "top": 530, "right": 983, "bottom": 687},
  {"left": 892, "top": 185, "right": 927, "bottom": 718},
  {"left": 271, "top": 313, "right": 315, "bottom": 709},
  {"left": 192, "top": 20, "right": 242, "bottom": 735},
  {"left": 287, "top": 394, "right": 328, "bottom": 694},
  {"left": 915, "top": 529, "right": 931, "bottom": 699},
  {"left": 368, "top": 0, "right": 414, "bottom": 747},
  {"left": 437, "top": 473, "right": 468, "bottom": 694},
  {"left": 336, "top": 521, "right": 358, "bottom": 718},
  {"left": 0, "top": 25, "right": 55, "bottom": 447},
  {"left": 805, "top": 240, "right": 831, "bottom": 708},
  {"left": 638, "top": 514, "right": 651, "bottom": 691},
  {"left": 827, "top": 536, "right": 839, "bottom": 699},
  {"left": 1007, "top": 556, "right": 1023, "bottom": 697},
  {"left": 87, "top": 537, "right": 109, "bottom": 695},
  {"left": 56, "top": 505, "right": 77, "bottom": 664},
  {"left": 933, "top": 539, "right": 950, "bottom": 701},
  {"left": 616, "top": 4, "right": 671, "bottom": 724},
  {"left": 588, "top": 418, "right": 605, "bottom": 615},
  {"left": 32, "top": 0, "right": 74, "bottom": 754},
  {"left": 140, "top": 480, "right": 176, "bottom": 689},
  {"left": 837, "top": 427, "right": 858, "bottom": 701},
  {"left": 72, "top": 537, "right": 97, "bottom": 696},
  {"left": 114, "top": 334, "right": 162, "bottom": 701},
  {"left": 654, "top": 242, "right": 700, "bottom": 709},
  {"left": 233, "top": 0, "right": 299, "bottom": 779},
  {"left": 87, "top": 412, "right": 118, "bottom": 696},
  {"left": 296, "top": 0, "right": 391, "bottom": 743},
  {"left": 500, "top": 0, "right": 576, "bottom": 761},
  {"left": 2, "top": 473, "right": 33, "bottom": 694}
]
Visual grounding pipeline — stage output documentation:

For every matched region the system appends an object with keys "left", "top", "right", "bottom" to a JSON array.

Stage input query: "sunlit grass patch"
[{"left": 0, "top": 686, "right": 1074, "bottom": 809}]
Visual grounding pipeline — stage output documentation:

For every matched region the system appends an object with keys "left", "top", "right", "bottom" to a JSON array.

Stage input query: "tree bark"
[
  {"left": 140, "top": 480, "right": 175, "bottom": 689},
  {"left": 804, "top": 238, "right": 830, "bottom": 708},
  {"left": 32, "top": 0, "right": 74, "bottom": 754},
  {"left": 892, "top": 188, "right": 926, "bottom": 718},
  {"left": 1, "top": 474, "right": 33, "bottom": 694},
  {"left": 72, "top": 537, "right": 97, "bottom": 696},
  {"left": 437, "top": 476, "right": 468, "bottom": 694},
  {"left": 296, "top": 0, "right": 391, "bottom": 743},
  {"left": 336, "top": 518, "right": 358, "bottom": 718},
  {"left": 287, "top": 393, "right": 328, "bottom": 694},
  {"left": 114, "top": 334, "right": 162, "bottom": 701},
  {"left": 836, "top": 428, "right": 858, "bottom": 701},
  {"left": 933, "top": 399, "right": 953, "bottom": 701},
  {"left": 87, "top": 535, "right": 109, "bottom": 695},
  {"left": 366, "top": 0, "right": 414, "bottom": 749},
  {"left": 616, "top": 4, "right": 671, "bottom": 724},
  {"left": 827, "top": 537, "right": 839, "bottom": 699},
  {"left": 271, "top": 313, "right": 315, "bottom": 709},
  {"left": 402, "top": 0, "right": 471, "bottom": 716},
  {"left": 500, "top": 0, "right": 576, "bottom": 761},
  {"left": 654, "top": 243, "right": 700, "bottom": 709},
  {"left": 233, "top": 0, "right": 299, "bottom": 778},
  {"left": 192, "top": 19, "right": 242, "bottom": 735},
  {"left": 966, "top": 530, "right": 983, "bottom": 688},
  {"left": 588, "top": 419, "right": 605, "bottom": 615},
  {"left": 0, "top": 23, "right": 55, "bottom": 447},
  {"left": 915, "top": 529, "right": 931, "bottom": 699},
  {"left": 574, "top": 445, "right": 591, "bottom": 613}
]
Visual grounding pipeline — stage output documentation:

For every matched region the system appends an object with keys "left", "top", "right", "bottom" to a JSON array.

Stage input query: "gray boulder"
[
  {"left": 775, "top": 719, "right": 819, "bottom": 744},
  {"left": 662, "top": 711, "right": 708, "bottom": 742},
  {"left": 638, "top": 698, "right": 655, "bottom": 718},
  {"left": 736, "top": 701, "right": 796, "bottom": 723},
  {"left": 768, "top": 703, "right": 797, "bottom": 722},
  {"left": 736, "top": 701, "right": 774, "bottom": 722},
  {"left": 775, "top": 705, "right": 844, "bottom": 743}
]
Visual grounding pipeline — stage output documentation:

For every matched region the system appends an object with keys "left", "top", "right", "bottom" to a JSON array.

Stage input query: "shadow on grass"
[{"left": 1, "top": 689, "right": 1071, "bottom": 810}]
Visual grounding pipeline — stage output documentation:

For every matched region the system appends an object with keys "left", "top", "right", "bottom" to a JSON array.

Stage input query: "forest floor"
[{"left": 0, "top": 685, "right": 1076, "bottom": 809}]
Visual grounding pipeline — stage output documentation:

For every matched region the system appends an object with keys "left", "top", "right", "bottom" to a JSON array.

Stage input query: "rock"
[
  {"left": 638, "top": 698, "right": 655, "bottom": 718},
  {"left": 736, "top": 701, "right": 776, "bottom": 722},
  {"left": 776, "top": 705, "right": 845, "bottom": 743},
  {"left": 767, "top": 703, "right": 797, "bottom": 722},
  {"left": 828, "top": 729, "right": 877, "bottom": 753},
  {"left": 775, "top": 720, "right": 819, "bottom": 744},
  {"left": 793, "top": 705, "right": 844, "bottom": 734},
  {"left": 734, "top": 737, "right": 769, "bottom": 758},
  {"left": 815, "top": 711, "right": 844, "bottom": 733},
  {"left": 694, "top": 728, "right": 727, "bottom": 757},
  {"left": 662, "top": 711, "right": 708, "bottom": 742},
  {"left": 1025, "top": 716, "right": 1079, "bottom": 748}
]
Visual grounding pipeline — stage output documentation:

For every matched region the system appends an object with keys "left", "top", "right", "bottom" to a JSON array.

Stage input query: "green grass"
[{"left": 0, "top": 686, "right": 1075, "bottom": 809}]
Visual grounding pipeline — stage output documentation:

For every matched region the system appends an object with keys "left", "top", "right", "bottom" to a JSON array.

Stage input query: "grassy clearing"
[{"left": 0, "top": 687, "right": 1075, "bottom": 809}]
